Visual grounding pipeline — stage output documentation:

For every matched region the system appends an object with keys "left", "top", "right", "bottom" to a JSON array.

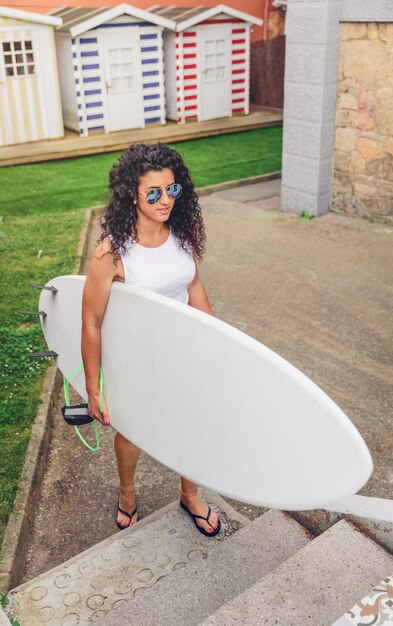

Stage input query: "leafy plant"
[
  {"left": 300, "top": 211, "right": 315, "bottom": 221},
  {"left": 0, "top": 595, "right": 19, "bottom": 624},
  {"left": 0, "top": 594, "right": 9, "bottom": 607}
]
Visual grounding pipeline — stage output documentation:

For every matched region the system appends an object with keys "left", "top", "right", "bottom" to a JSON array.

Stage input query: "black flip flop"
[
  {"left": 116, "top": 496, "right": 138, "bottom": 530},
  {"left": 180, "top": 500, "right": 221, "bottom": 537}
]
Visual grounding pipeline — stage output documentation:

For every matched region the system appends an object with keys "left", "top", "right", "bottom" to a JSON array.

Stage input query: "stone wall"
[{"left": 331, "top": 23, "right": 393, "bottom": 221}]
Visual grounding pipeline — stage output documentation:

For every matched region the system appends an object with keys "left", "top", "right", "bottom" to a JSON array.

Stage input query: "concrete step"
[
  {"left": 92, "top": 509, "right": 312, "bottom": 626},
  {"left": 6, "top": 491, "right": 247, "bottom": 626},
  {"left": 200, "top": 520, "right": 393, "bottom": 626}
]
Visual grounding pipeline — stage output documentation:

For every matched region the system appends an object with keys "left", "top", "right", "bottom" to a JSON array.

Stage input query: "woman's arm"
[
  {"left": 81, "top": 239, "right": 118, "bottom": 424},
  {"left": 187, "top": 256, "right": 215, "bottom": 316}
]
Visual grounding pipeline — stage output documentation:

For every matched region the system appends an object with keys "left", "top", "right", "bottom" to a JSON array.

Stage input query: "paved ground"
[{"left": 22, "top": 179, "right": 393, "bottom": 583}]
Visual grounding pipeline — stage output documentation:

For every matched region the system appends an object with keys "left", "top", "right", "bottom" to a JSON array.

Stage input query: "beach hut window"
[
  {"left": 2, "top": 40, "right": 35, "bottom": 77},
  {"left": 108, "top": 47, "right": 135, "bottom": 93},
  {"left": 203, "top": 39, "right": 227, "bottom": 83}
]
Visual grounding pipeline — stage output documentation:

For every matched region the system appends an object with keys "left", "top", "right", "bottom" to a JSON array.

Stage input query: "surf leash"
[{"left": 62, "top": 364, "right": 102, "bottom": 452}]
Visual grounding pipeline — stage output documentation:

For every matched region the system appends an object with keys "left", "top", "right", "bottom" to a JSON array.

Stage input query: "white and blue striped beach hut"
[{"left": 50, "top": 4, "right": 175, "bottom": 136}]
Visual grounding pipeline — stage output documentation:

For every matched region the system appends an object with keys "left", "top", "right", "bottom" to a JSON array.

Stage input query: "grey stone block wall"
[
  {"left": 281, "top": 0, "right": 342, "bottom": 215},
  {"left": 281, "top": 0, "right": 393, "bottom": 216},
  {"left": 341, "top": 0, "right": 393, "bottom": 22}
]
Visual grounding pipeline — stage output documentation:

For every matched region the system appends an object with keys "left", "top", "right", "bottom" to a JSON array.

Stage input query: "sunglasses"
[{"left": 138, "top": 183, "right": 182, "bottom": 205}]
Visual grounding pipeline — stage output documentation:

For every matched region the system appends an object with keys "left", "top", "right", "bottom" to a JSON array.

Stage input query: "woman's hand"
[
  {"left": 88, "top": 392, "right": 110, "bottom": 426},
  {"left": 82, "top": 239, "right": 118, "bottom": 428}
]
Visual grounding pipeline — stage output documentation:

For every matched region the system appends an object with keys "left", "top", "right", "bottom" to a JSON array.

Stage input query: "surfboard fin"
[
  {"left": 26, "top": 282, "right": 58, "bottom": 293},
  {"left": 26, "top": 350, "right": 58, "bottom": 358},
  {"left": 18, "top": 310, "right": 47, "bottom": 317}
]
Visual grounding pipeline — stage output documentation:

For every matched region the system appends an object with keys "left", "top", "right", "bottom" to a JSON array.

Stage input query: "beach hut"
[
  {"left": 50, "top": 4, "right": 175, "bottom": 136},
  {"left": 0, "top": 6, "right": 63, "bottom": 147},
  {"left": 149, "top": 4, "right": 262, "bottom": 123}
]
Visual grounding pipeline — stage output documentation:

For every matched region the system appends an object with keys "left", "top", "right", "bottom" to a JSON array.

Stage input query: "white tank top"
[{"left": 117, "top": 230, "right": 196, "bottom": 305}]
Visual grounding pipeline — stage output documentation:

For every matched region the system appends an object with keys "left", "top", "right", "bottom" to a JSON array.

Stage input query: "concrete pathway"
[
  {"left": 21, "top": 180, "right": 393, "bottom": 585},
  {"left": 203, "top": 183, "right": 392, "bottom": 503}
]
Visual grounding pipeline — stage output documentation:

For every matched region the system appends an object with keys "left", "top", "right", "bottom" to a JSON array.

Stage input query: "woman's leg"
[
  {"left": 114, "top": 432, "right": 141, "bottom": 526},
  {"left": 180, "top": 477, "right": 219, "bottom": 532}
]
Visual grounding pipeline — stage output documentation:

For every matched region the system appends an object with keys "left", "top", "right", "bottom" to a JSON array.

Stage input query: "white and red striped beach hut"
[{"left": 150, "top": 4, "right": 262, "bottom": 123}]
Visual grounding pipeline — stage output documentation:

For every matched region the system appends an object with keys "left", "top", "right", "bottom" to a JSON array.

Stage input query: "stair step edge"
[
  {"left": 200, "top": 520, "right": 393, "bottom": 626},
  {"left": 92, "top": 509, "right": 312, "bottom": 626},
  {"left": 6, "top": 491, "right": 248, "bottom": 625}
]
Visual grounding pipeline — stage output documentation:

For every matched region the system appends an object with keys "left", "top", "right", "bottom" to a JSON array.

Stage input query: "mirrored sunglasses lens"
[
  {"left": 146, "top": 188, "right": 162, "bottom": 204},
  {"left": 168, "top": 183, "right": 182, "bottom": 199}
]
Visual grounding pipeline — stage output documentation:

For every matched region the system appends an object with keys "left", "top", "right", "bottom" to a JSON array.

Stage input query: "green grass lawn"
[
  {"left": 0, "top": 211, "right": 85, "bottom": 544},
  {"left": 0, "top": 126, "right": 282, "bottom": 545},
  {"left": 0, "top": 127, "right": 282, "bottom": 215}
]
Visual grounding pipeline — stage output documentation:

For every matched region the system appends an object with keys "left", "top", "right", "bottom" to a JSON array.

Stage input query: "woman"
[{"left": 81, "top": 143, "right": 220, "bottom": 537}]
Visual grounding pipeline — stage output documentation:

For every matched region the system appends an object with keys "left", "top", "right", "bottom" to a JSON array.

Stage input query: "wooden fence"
[{"left": 250, "top": 35, "right": 285, "bottom": 109}]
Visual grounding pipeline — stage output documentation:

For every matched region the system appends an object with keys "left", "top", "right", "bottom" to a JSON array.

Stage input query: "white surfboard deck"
[{"left": 39, "top": 275, "right": 372, "bottom": 510}]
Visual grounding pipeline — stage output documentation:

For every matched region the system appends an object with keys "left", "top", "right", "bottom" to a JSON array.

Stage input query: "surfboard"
[{"left": 38, "top": 275, "right": 372, "bottom": 510}]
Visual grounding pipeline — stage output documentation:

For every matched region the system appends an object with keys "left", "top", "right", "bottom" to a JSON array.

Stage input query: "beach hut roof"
[
  {"left": 50, "top": 3, "right": 176, "bottom": 36},
  {"left": 0, "top": 5, "right": 62, "bottom": 26},
  {"left": 148, "top": 4, "right": 263, "bottom": 32}
]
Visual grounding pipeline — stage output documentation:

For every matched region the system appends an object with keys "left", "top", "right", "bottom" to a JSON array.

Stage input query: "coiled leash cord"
[{"left": 62, "top": 364, "right": 102, "bottom": 452}]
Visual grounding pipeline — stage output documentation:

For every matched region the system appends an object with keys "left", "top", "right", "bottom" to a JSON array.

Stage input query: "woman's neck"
[{"left": 135, "top": 218, "right": 169, "bottom": 244}]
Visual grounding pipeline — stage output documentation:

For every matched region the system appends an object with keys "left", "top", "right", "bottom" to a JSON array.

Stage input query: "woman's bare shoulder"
[
  {"left": 86, "top": 238, "right": 121, "bottom": 279},
  {"left": 93, "top": 237, "right": 114, "bottom": 259}
]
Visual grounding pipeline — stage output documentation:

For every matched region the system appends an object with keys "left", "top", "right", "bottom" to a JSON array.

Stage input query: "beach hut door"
[
  {"left": 198, "top": 27, "right": 231, "bottom": 121},
  {"left": 101, "top": 31, "right": 144, "bottom": 132}
]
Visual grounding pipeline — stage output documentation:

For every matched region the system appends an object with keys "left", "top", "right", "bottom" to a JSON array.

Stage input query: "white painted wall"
[
  {"left": 55, "top": 33, "right": 78, "bottom": 131},
  {"left": 163, "top": 30, "right": 177, "bottom": 121},
  {"left": 243, "top": 24, "right": 251, "bottom": 115},
  {"left": 155, "top": 27, "right": 166, "bottom": 125},
  {"left": 32, "top": 24, "right": 63, "bottom": 139}
]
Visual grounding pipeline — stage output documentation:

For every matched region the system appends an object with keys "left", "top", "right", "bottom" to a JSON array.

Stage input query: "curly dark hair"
[{"left": 99, "top": 143, "right": 206, "bottom": 261}]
